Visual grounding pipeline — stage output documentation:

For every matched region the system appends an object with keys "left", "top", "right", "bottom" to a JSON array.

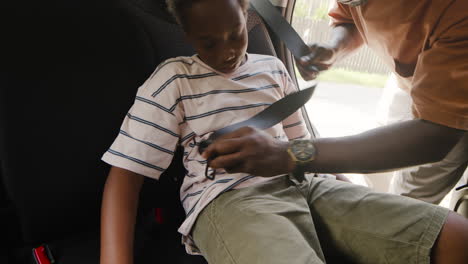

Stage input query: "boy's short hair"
[{"left": 166, "top": 0, "right": 250, "bottom": 31}]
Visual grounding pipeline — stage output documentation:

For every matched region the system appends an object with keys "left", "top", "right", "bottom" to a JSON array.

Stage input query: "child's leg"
[
  {"left": 301, "top": 176, "right": 454, "bottom": 264},
  {"left": 192, "top": 176, "right": 325, "bottom": 264},
  {"left": 431, "top": 211, "right": 468, "bottom": 264}
]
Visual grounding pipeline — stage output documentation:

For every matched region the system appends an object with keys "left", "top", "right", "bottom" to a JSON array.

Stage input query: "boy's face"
[{"left": 185, "top": 0, "right": 248, "bottom": 73}]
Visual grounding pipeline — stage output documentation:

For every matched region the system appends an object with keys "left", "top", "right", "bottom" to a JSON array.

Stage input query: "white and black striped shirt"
[{"left": 102, "top": 53, "right": 310, "bottom": 254}]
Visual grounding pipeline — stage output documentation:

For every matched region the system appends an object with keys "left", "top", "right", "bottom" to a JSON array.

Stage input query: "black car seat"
[{"left": 1, "top": 0, "right": 277, "bottom": 263}]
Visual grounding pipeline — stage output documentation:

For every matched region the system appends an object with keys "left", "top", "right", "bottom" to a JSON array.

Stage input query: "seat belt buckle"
[{"left": 32, "top": 244, "right": 55, "bottom": 264}]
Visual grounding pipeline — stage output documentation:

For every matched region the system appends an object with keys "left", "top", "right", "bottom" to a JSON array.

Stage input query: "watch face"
[{"left": 291, "top": 140, "right": 316, "bottom": 162}]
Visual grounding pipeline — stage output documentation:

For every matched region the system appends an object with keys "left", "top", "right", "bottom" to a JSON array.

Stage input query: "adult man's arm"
[{"left": 202, "top": 120, "right": 465, "bottom": 177}]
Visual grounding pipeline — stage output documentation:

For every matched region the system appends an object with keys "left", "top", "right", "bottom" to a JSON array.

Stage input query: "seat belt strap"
[{"left": 250, "top": 0, "right": 310, "bottom": 60}]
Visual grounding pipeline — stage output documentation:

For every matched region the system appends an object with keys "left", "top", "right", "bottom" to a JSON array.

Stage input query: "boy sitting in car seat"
[{"left": 100, "top": 0, "right": 467, "bottom": 263}]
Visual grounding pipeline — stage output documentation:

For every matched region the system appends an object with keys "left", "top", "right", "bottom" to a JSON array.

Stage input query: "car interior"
[
  {"left": 1, "top": 0, "right": 467, "bottom": 264},
  {"left": 1, "top": 0, "right": 314, "bottom": 263}
]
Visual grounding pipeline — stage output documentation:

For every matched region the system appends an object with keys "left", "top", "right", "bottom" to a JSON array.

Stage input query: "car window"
[{"left": 291, "top": 0, "right": 392, "bottom": 189}]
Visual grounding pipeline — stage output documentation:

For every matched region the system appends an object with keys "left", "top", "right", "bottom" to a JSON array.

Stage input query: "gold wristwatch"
[{"left": 287, "top": 139, "right": 317, "bottom": 174}]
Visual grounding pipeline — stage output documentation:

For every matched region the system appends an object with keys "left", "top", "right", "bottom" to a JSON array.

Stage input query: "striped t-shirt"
[{"left": 102, "top": 53, "right": 310, "bottom": 254}]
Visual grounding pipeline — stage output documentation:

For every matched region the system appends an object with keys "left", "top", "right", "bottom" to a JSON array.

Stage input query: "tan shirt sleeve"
[{"left": 410, "top": 19, "right": 468, "bottom": 131}]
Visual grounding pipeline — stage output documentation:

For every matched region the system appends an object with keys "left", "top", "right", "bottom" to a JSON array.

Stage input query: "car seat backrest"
[
  {"left": 2, "top": 2, "right": 157, "bottom": 243},
  {"left": 1, "top": 0, "right": 276, "bottom": 245}
]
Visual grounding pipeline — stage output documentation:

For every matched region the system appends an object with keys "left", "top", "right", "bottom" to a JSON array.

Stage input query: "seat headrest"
[
  {"left": 127, "top": 0, "right": 177, "bottom": 24},
  {"left": 126, "top": 0, "right": 265, "bottom": 32}
]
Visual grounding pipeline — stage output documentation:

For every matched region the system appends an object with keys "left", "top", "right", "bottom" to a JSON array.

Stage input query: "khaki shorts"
[{"left": 192, "top": 175, "right": 449, "bottom": 264}]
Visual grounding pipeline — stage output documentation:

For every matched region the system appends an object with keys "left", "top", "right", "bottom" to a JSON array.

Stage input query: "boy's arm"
[
  {"left": 100, "top": 166, "right": 144, "bottom": 264},
  {"left": 99, "top": 59, "right": 185, "bottom": 263}
]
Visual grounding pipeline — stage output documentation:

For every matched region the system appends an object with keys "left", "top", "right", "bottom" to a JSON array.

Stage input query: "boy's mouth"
[{"left": 220, "top": 57, "right": 240, "bottom": 72}]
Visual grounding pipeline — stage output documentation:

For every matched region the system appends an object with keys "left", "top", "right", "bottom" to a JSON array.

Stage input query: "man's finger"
[
  {"left": 297, "top": 64, "right": 318, "bottom": 81},
  {"left": 223, "top": 164, "right": 243, "bottom": 174},
  {"left": 305, "top": 64, "right": 320, "bottom": 73},
  {"left": 209, "top": 151, "right": 245, "bottom": 170},
  {"left": 216, "top": 126, "right": 259, "bottom": 141},
  {"left": 299, "top": 51, "right": 317, "bottom": 65},
  {"left": 202, "top": 126, "right": 259, "bottom": 158},
  {"left": 202, "top": 138, "right": 239, "bottom": 160},
  {"left": 202, "top": 134, "right": 251, "bottom": 160},
  {"left": 314, "top": 47, "right": 333, "bottom": 63}
]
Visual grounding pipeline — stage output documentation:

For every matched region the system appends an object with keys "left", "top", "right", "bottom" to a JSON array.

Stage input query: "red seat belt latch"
[
  {"left": 32, "top": 244, "right": 55, "bottom": 264},
  {"left": 155, "top": 207, "right": 165, "bottom": 224}
]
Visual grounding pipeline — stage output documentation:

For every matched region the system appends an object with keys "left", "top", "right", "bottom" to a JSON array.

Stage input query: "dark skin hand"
[
  {"left": 203, "top": 126, "right": 293, "bottom": 176},
  {"left": 296, "top": 23, "right": 363, "bottom": 80},
  {"left": 202, "top": 120, "right": 465, "bottom": 177}
]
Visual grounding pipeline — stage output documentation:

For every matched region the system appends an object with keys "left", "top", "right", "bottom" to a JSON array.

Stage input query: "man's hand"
[
  {"left": 202, "top": 127, "right": 295, "bottom": 177},
  {"left": 296, "top": 43, "right": 337, "bottom": 81},
  {"left": 296, "top": 24, "right": 364, "bottom": 81}
]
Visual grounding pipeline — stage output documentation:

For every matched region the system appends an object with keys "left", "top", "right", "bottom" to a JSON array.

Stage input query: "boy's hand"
[{"left": 296, "top": 43, "right": 337, "bottom": 81}]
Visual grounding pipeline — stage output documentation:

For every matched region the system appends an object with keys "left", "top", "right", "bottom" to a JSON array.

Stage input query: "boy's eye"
[
  {"left": 229, "top": 32, "right": 239, "bottom": 41},
  {"left": 229, "top": 28, "right": 244, "bottom": 41}
]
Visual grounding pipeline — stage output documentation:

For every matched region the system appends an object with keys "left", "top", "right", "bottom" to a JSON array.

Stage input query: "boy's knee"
[{"left": 431, "top": 211, "right": 468, "bottom": 264}]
